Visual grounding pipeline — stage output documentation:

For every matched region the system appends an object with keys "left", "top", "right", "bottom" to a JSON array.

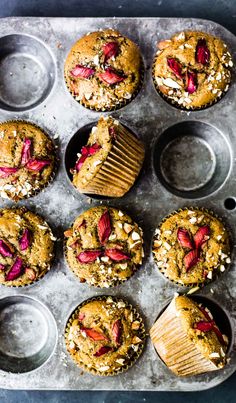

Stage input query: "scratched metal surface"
[{"left": 0, "top": 17, "right": 236, "bottom": 391}]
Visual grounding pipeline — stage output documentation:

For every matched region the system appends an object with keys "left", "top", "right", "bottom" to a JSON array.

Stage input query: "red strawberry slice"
[
  {"left": 77, "top": 250, "right": 102, "bottom": 263},
  {"left": 0, "top": 264, "right": 5, "bottom": 271},
  {"left": 105, "top": 249, "right": 130, "bottom": 261},
  {"left": 78, "top": 312, "right": 85, "bottom": 321},
  {"left": 98, "top": 68, "right": 126, "bottom": 85},
  {"left": 70, "top": 65, "right": 95, "bottom": 79},
  {"left": 102, "top": 41, "right": 119, "bottom": 62},
  {"left": 5, "top": 257, "right": 24, "bottom": 281},
  {"left": 112, "top": 319, "right": 122, "bottom": 345},
  {"left": 98, "top": 210, "right": 112, "bottom": 245},
  {"left": 19, "top": 228, "right": 31, "bottom": 251},
  {"left": 21, "top": 138, "right": 32, "bottom": 166},
  {"left": 75, "top": 143, "right": 101, "bottom": 172},
  {"left": 88, "top": 143, "right": 101, "bottom": 155},
  {"left": 167, "top": 58, "right": 184, "bottom": 79},
  {"left": 184, "top": 249, "right": 199, "bottom": 272},
  {"left": 81, "top": 145, "right": 90, "bottom": 156},
  {"left": 0, "top": 167, "right": 18, "bottom": 178},
  {"left": 196, "top": 39, "right": 210, "bottom": 65},
  {"left": 194, "top": 226, "right": 210, "bottom": 250},
  {"left": 0, "top": 240, "right": 13, "bottom": 258},
  {"left": 186, "top": 71, "right": 197, "bottom": 94},
  {"left": 75, "top": 154, "right": 88, "bottom": 172},
  {"left": 94, "top": 346, "right": 113, "bottom": 357},
  {"left": 26, "top": 159, "right": 51, "bottom": 171},
  {"left": 81, "top": 327, "right": 108, "bottom": 341},
  {"left": 195, "top": 320, "right": 214, "bottom": 332},
  {"left": 177, "top": 228, "right": 194, "bottom": 249}
]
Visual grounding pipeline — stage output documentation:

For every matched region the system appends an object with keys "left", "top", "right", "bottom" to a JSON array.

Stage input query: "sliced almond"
[{"left": 124, "top": 223, "right": 133, "bottom": 234}]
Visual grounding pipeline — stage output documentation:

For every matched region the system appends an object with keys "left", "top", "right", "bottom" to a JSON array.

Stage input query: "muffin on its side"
[
  {"left": 64, "top": 29, "right": 143, "bottom": 111},
  {"left": 70, "top": 116, "right": 145, "bottom": 198},
  {"left": 65, "top": 295, "right": 146, "bottom": 376},
  {"left": 0, "top": 121, "right": 56, "bottom": 201},
  {"left": 0, "top": 207, "right": 55, "bottom": 287},
  {"left": 152, "top": 208, "right": 231, "bottom": 286},
  {"left": 153, "top": 31, "right": 233, "bottom": 110},
  {"left": 64, "top": 206, "right": 143, "bottom": 287},
  {"left": 150, "top": 295, "right": 229, "bottom": 376}
]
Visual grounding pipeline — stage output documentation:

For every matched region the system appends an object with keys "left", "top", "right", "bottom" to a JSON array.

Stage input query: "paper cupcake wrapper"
[
  {"left": 64, "top": 59, "right": 144, "bottom": 112},
  {"left": 64, "top": 295, "right": 146, "bottom": 376},
  {"left": 152, "top": 206, "right": 232, "bottom": 289},
  {"left": 150, "top": 298, "right": 219, "bottom": 376},
  {"left": 78, "top": 124, "right": 145, "bottom": 198},
  {"left": 152, "top": 54, "right": 231, "bottom": 111},
  {"left": 0, "top": 119, "right": 58, "bottom": 202},
  {"left": 64, "top": 227, "right": 143, "bottom": 288}
]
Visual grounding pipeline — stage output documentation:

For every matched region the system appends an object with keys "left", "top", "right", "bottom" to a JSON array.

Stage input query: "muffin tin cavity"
[
  {"left": 153, "top": 121, "right": 231, "bottom": 199},
  {"left": 0, "top": 34, "right": 56, "bottom": 112},
  {"left": 0, "top": 296, "right": 57, "bottom": 373}
]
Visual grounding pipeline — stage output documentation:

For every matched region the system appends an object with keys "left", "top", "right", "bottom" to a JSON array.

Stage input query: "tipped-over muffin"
[
  {"left": 150, "top": 295, "right": 229, "bottom": 376},
  {"left": 0, "top": 121, "right": 56, "bottom": 201},
  {"left": 64, "top": 29, "right": 143, "bottom": 111},
  {"left": 152, "top": 208, "right": 231, "bottom": 286},
  {"left": 0, "top": 207, "right": 55, "bottom": 286},
  {"left": 70, "top": 116, "right": 145, "bottom": 198},
  {"left": 153, "top": 31, "right": 233, "bottom": 110},
  {"left": 65, "top": 295, "right": 146, "bottom": 376},
  {"left": 64, "top": 206, "right": 143, "bottom": 287}
]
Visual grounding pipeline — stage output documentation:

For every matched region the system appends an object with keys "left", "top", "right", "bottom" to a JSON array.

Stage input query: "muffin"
[
  {"left": 64, "top": 206, "right": 143, "bottom": 287},
  {"left": 153, "top": 30, "right": 233, "bottom": 110},
  {"left": 64, "top": 29, "right": 143, "bottom": 111},
  {"left": 0, "top": 207, "right": 55, "bottom": 286},
  {"left": 152, "top": 208, "right": 231, "bottom": 286},
  {"left": 150, "top": 295, "right": 229, "bottom": 376},
  {"left": 65, "top": 295, "right": 146, "bottom": 376},
  {"left": 0, "top": 121, "right": 56, "bottom": 201},
  {"left": 70, "top": 116, "right": 145, "bottom": 198}
]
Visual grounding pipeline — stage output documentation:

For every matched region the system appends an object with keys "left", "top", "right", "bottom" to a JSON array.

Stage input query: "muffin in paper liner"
[
  {"left": 71, "top": 115, "right": 145, "bottom": 198},
  {"left": 0, "top": 206, "right": 56, "bottom": 287},
  {"left": 152, "top": 207, "right": 231, "bottom": 288},
  {"left": 0, "top": 120, "right": 57, "bottom": 202},
  {"left": 64, "top": 29, "right": 144, "bottom": 112},
  {"left": 64, "top": 295, "right": 146, "bottom": 376},
  {"left": 150, "top": 294, "right": 229, "bottom": 377},
  {"left": 64, "top": 205, "right": 144, "bottom": 288},
  {"left": 152, "top": 30, "right": 233, "bottom": 111}
]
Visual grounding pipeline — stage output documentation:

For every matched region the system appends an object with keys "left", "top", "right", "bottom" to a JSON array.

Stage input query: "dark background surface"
[{"left": 0, "top": 0, "right": 236, "bottom": 402}]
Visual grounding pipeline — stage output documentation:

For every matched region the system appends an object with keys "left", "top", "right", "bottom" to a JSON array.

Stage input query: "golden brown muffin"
[
  {"left": 64, "top": 29, "right": 143, "bottom": 111},
  {"left": 150, "top": 295, "right": 229, "bottom": 376},
  {"left": 0, "top": 207, "right": 55, "bottom": 286},
  {"left": 152, "top": 208, "right": 231, "bottom": 286},
  {"left": 0, "top": 121, "right": 56, "bottom": 201},
  {"left": 153, "top": 31, "right": 233, "bottom": 110},
  {"left": 64, "top": 206, "right": 143, "bottom": 287},
  {"left": 71, "top": 116, "right": 145, "bottom": 198},
  {"left": 65, "top": 295, "right": 146, "bottom": 376}
]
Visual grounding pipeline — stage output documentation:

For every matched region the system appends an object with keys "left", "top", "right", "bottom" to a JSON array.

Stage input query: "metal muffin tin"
[{"left": 0, "top": 16, "right": 236, "bottom": 391}]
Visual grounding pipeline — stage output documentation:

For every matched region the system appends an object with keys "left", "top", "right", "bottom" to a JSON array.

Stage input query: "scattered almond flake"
[
  {"left": 187, "top": 286, "right": 200, "bottom": 295},
  {"left": 210, "top": 288, "right": 214, "bottom": 294},
  {"left": 87, "top": 198, "right": 92, "bottom": 204},
  {"left": 179, "top": 44, "right": 184, "bottom": 50},
  {"left": 124, "top": 92, "right": 132, "bottom": 99},
  {"left": 175, "top": 31, "right": 185, "bottom": 41},
  {"left": 116, "top": 358, "right": 125, "bottom": 365},
  {"left": 189, "top": 216, "right": 197, "bottom": 224},
  {"left": 93, "top": 160, "right": 102, "bottom": 167},
  {"left": 130, "top": 240, "right": 141, "bottom": 249},
  {"left": 197, "top": 215, "right": 205, "bottom": 223},
  {"left": 217, "top": 235, "right": 222, "bottom": 240},
  {"left": 187, "top": 210, "right": 195, "bottom": 215},
  {"left": 212, "top": 89, "right": 218, "bottom": 94},
  {"left": 98, "top": 366, "right": 110, "bottom": 372},
  {"left": 163, "top": 241, "right": 171, "bottom": 250},
  {"left": 184, "top": 43, "right": 193, "bottom": 49},
  {"left": 207, "top": 271, "right": 213, "bottom": 280},
  {"left": 154, "top": 228, "right": 161, "bottom": 235},
  {"left": 81, "top": 330, "right": 87, "bottom": 338},
  {"left": 209, "top": 352, "right": 220, "bottom": 358},
  {"left": 99, "top": 264, "right": 105, "bottom": 270},
  {"left": 131, "top": 321, "right": 140, "bottom": 330},
  {"left": 117, "top": 301, "right": 125, "bottom": 308},
  {"left": 53, "top": 133, "right": 59, "bottom": 139},
  {"left": 106, "top": 297, "right": 113, "bottom": 303},
  {"left": 96, "top": 257, "right": 101, "bottom": 263},
  {"left": 221, "top": 252, "right": 227, "bottom": 260},
  {"left": 123, "top": 223, "right": 133, "bottom": 234},
  {"left": 91, "top": 126, "right": 97, "bottom": 134},
  {"left": 155, "top": 76, "right": 163, "bottom": 86},
  {"left": 229, "top": 60, "right": 233, "bottom": 67},
  {"left": 119, "top": 263, "right": 128, "bottom": 270},
  {"left": 218, "top": 250, "right": 222, "bottom": 256},
  {"left": 103, "top": 282, "right": 110, "bottom": 288},
  {"left": 132, "top": 344, "right": 139, "bottom": 352},
  {"left": 226, "top": 257, "right": 231, "bottom": 264},
  {"left": 93, "top": 54, "right": 99, "bottom": 66},
  {"left": 117, "top": 222, "right": 123, "bottom": 229},
  {"left": 215, "top": 72, "right": 222, "bottom": 81},
  {"left": 164, "top": 230, "right": 172, "bottom": 235},
  {"left": 161, "top": 249, "right": 167, "bottom": 255},
  {"left": 141, "top": 248, "right": 144, "bottom": 258},
  {"left": 37, "top": 224, "right": 48, "bottom": 230},
  {"left": 107, "top": 267, "right": 112, "bottom": 274},
  {"left": 69, "top": 341, "right": 75, "bottom": 349},
  {"left": 154, "top": 240, "right": 162, "bottom": 247},
  {"left": 109, "top": 233, "right": 116, "bottom": 240},
  {"left": 132, "top": 336, "right": 142, "bottom": 344},
  {"left": 101, "top": 256, "right": 109, "bottom": 263},
  {"left": 84, "top": 92, "right": 92, "bottom": 100},
  {"left": 12, "top": 130, "right": 17, "bottom": 137},
  {"left": 131, "top": 231, "right": 140, "bottom": 241},
  {"left": 50, "top": 235, "right": 57, "bottom": 241},
  {"left": 156, "top": 260, "right": 164, "bottom": 267},
  {"left": 162, "top": 77, "right": 181, "bottom": 89},
  {"left": 118, "top": 210, "right": 124, "bottom": 217},
  {"left": 220, "top": 265, "right": 225, "bottom": 272},
  {"left": 113, "top": 119, "right": 119, "bottom": 126}
]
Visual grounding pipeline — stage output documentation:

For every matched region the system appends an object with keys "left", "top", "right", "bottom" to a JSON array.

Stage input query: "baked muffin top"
[
  {"left": 0, "top": 207, "right": 55, "bottom": 286},
  {"left": 65, "top": 206, "right": 143, "bottom": 287},
  {"left": 64, "top": 29, "right": 143, "bottom": 111},
  {"left": 65, "top": 296, "right": 145, "bottom": 375},
  {"left": 153, "top": 30, "right": 233, "bottom": 109},
  {"left": 152, "top": 208, "right": 231, "bottom": 285},
  {"left": 0, "top": 121, "right": 56, "bottom": 201},
  {"left": 174, "top": 295, "right": 228, "bottom": 368}
]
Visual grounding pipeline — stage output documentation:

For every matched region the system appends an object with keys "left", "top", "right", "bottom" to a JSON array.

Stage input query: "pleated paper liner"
[
  {"left": 151, "top": 54, "right": 231, "bottom": 111},
  {"left": 64, "top": 59, "right": 144, "bottom": 112},
  {"left": 65, "top": 295, "right": 146, "bottom": 376},
  {"left": 63, "top": 228, "right": 144, "bottom": 288},
  {"left": 78, "top": 123, "right": 145, "bottom": 198},
  {"left": 150, "top": 296, "right": 229, "bottom": 377},
  {"left": 0, "top": 206, "right": 56, "bottom": 288},
  {"left": 152, "top": 207, "right": 232, "bottom": 289},
  {"left": 0, "top": 119, "right": 58, "bottom": 202}
]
